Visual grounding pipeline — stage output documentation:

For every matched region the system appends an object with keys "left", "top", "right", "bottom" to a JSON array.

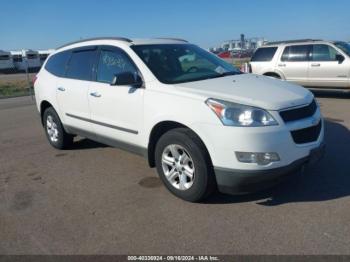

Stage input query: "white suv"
[
  {"left": 34, "top": 37, "right": 325, "bottom": 202},
  {"left": 250, "top": 39, "right": 350, "bottom": 89}
]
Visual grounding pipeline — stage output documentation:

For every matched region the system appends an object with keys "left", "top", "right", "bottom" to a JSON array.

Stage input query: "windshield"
[
  {"left": 131, "top": 44, "right": 241, "bottom": 84},
  {"left": 334, "top": 42, "right": 350, "bottom": 56}
]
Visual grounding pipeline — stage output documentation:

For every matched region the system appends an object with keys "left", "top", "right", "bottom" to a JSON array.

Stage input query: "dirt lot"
[
  {"left": 0, "top": 93, "right": 349, "bottom": 255},
  {"left": 0, "top": 73, "right": 35, "bottom": 97}
]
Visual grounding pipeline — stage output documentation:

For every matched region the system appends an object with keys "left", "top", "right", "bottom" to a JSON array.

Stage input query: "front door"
[
  {"left": 308, "top": 44, "right": 350, "bottom": 88},
  {"left": 88, "top": 46, "right": 144, "bottom": 147}
]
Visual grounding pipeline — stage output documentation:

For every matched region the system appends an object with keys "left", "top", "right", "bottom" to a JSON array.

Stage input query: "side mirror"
[
  {"left": 336, "top": 54, "right": 345, "bottom": 64},
  {"left": 111, "top": 72, "right": 143, "bottom": 88}
]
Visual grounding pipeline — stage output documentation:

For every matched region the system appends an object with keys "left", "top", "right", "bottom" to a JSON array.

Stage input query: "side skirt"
[{"left": 64, "top": 125, "right": 148, "bottom": 158}]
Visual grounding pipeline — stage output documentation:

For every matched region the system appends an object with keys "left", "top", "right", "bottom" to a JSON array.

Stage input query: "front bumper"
[{"left": 214, "top": 142, "right": 325, "bottom": 194}]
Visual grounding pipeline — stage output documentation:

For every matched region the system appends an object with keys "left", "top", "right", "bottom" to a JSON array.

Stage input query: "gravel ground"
[{"left": 0, "top": 94, "right": 349, "bottom": 255}]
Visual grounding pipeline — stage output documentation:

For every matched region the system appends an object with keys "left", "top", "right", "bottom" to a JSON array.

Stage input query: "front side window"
[
  {"left": 251, "top": 47, "right": 277, "bottom": 62},
  {"left": 45, "top": 50, "right": 71, "bottom": 77},
  {"left": 311, "top": 44, "right": 339, "bottom": 61},
  {"left": 281, "top": 45, "right": 310, "bottom": 62},
  {"left": 131, "top": 44, "right": 241, "bottom": 84},
  {"left": 66, "top": 49, "right": 96, "bottom": 81},
  {"left": 97, "top": 49, "right": 138, "bottom": 83}
]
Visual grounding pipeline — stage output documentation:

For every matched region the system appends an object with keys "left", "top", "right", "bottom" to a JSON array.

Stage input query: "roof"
[
  {"left": 264, "top": 39, "right": 326, "bottom": 46},
  {"left": 57, "top": 37, "right": 189, "bottom": 50},
  {"left": 0, "top": 50, "right": 11, "bottom": 55}
]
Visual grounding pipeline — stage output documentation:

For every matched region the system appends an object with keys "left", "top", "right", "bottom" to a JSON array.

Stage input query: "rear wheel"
[
  {"left": 43, "top": 107, "right": 73, "bottom": 149},
  {"left": 155, "top": 128, "right": 216, "bottom": 202}
]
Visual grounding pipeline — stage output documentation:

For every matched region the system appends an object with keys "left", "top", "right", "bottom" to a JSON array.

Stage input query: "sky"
[{"left": 1, "top": 0, "right": 349, "bottom": 51}]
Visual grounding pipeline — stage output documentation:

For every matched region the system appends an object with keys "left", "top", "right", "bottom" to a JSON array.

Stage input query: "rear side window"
[
  {"left": 66, "top": 49, "right": 96, "bottom": 81},
  {"left": 281, "top": 45, "right": 310, "bottom": 62},
  {"left": 45, "top": 51, "right": 71, "bottom": 77},
  {"left": 251, "top": 47, "right": 277, "bottom": 62}
]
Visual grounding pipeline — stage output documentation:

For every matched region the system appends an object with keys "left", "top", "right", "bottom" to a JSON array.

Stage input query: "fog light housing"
[{"left": 235, "top": 152, "right": 280, "bottom": 165}]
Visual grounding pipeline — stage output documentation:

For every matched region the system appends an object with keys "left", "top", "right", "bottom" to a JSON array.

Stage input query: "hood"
[{"left": 175, "top": 74, "right": 313, "bottom": 110}]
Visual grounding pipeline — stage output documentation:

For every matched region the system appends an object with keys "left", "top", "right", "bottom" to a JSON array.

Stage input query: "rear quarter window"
[
  {"left": 251, "top": 47, "right": 277, "bottom": 62},
  {"left": 45, "top": 50, "right": 71, "bottom": 77}
]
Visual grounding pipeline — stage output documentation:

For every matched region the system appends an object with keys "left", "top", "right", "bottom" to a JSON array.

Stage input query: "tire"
[
  {"left": 155, "top": 128, "right": 216, "bottom": 202},
  {"left": 43, "top": 107, "right": 73, "bottom": 149}
]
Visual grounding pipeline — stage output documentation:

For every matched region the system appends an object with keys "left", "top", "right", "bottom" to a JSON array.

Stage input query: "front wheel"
[{"left": 155, "top": 128, "right": 216, "bottom": 202}]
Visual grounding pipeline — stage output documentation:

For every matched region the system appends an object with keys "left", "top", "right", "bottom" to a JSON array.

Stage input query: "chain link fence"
[
  {"left": 0, "top": 71, "right": 36, "bottom": 99},
  {"left": 0, "top": 51, "right": 46, "bottom": 99}
]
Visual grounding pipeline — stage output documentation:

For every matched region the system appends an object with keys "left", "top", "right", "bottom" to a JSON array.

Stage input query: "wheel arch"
[
  {"left": 147, "top": 120, "right": 213, "bottom": 169},
  {"left": 40, "top": 100, "right": 53, "bottom": 126},
  {"left": 262, "top": 70, "right": 285, "bottom": 80}
]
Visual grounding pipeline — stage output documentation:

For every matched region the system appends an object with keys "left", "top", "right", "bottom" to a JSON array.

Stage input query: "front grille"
[
  {"left": 280, "top": 100, "right": 317, "bottom": 123},
  {"left": 291, "top": 121, "right": 322, "bottom": 144}
]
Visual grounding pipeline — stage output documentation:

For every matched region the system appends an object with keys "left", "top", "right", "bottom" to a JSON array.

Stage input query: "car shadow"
[
  {"left": 310, "top": 89, "right": 350, "bottom": 99},
  {"left": 70, "top": 138, "right": 108, "bottom": 150},
  {"left": 204, "top": 120, "right": 350, "bottom": 206}
]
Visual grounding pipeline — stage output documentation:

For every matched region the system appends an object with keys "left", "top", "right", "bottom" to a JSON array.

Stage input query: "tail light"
[{"left": 32, "top": 75, "right": 38, "bottom": 86}]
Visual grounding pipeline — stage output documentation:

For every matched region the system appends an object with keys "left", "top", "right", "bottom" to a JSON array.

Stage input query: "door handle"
[
  {"left": 311, "top": 63, "right": 321, "bottom": 67},
  {"left": 57, "top": 87, "right": 65, "bottom": 92},
  {"left": 278, "top": 63, "right": 286, "bottom": 67},
  {"left": 90, "top": 92, "right": 101, "bottom": 98}
]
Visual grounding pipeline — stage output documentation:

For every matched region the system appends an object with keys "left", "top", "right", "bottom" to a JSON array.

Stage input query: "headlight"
[{"left": 206, "top": 98, "right": 278, "bottom": 127}]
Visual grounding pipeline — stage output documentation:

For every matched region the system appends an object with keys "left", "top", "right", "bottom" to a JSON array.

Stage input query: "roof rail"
[
  {"left": 264, "top": 39, "right": 323, "bottom": 45},
  {"left": 155, "top": 37, "right": 188, "bottom": 43},
  {"left": 57, "top": 37, "right": 133, "bottom": 49}
]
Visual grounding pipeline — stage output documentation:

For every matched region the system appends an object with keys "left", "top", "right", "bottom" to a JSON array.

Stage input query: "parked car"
[
  {"left": 218, "top": 51, "right": 231, "bottom": 59},
  {"left": 34, "top": 37, "right": 325, "bottom": 202},
  {"left": 232, "top": 50, "right": 254, "bottom": 59},
  {"left": 249, "top": 39, "right": 350, "bottom": 89}
]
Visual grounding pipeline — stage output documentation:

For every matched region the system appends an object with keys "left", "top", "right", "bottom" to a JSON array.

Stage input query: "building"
[{"left": 211, "top": 34, "right": 267, "bottom": 53}]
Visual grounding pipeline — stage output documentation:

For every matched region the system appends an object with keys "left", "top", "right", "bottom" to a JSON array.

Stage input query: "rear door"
[
  {"left": 56, "top": 46, "right": 97, "bottom": 131},
  {"left": 308, "top": 44, "right": 350, "bottom": 88},
  {"left": 88, "top": 46, "right": 144, "bottom": 146},
  {"left": 250, "top": 47, "right": 277, "bottom": 74},
  {"left": 278, "top": 44, "right": 310, "bottom": 85}
]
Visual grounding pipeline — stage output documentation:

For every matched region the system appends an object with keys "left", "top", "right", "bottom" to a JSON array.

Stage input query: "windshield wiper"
[
  {"left": 206, "top": 71, "right": 242, "bottom": 80},
  {"left": 219, "top": 71, "right": 242, "bottom": 76}
]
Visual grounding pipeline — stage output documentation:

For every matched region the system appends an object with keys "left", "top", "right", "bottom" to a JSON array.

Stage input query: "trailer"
[
  {"left": 25, "top": 50, "right": 41, "bottom": 72},
  {"left": 11, "top": 50, "right": 41, "bottom": 72},
  {"left": 38, "top": 49, "right": 54, "bottom": 65},
  {"left": 0, "top": 50, "right": 15, "bottom": 73}
]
